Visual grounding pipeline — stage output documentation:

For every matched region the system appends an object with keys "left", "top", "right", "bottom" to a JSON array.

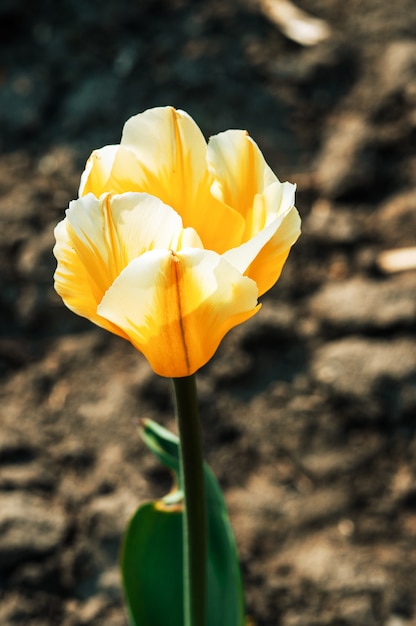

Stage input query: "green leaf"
[
  {"left": 120, "top": 419, "right": 245, "bottom": 626},
  {"left": 121, "top": 502, "right": 184, "bottom": 626}
]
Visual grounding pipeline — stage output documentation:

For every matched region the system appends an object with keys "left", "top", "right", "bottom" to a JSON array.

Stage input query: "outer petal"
[
  {"left": 53, "top": 213, "right": 128, "bottom": 339},
  {"left": 207, "top": 129, "right": 279, "bottom": 239},
  {"left": 244, "top": 207, "right": 301, "bottom": 296},
  {"left": 222, "top": 181, "right": 300, "bottom": 296},
  {"left": 97, "top": 248, "right": 260, "bottom": 377},
  {"left": 53, "top": 192, "right": 202, "bottom": 336}
]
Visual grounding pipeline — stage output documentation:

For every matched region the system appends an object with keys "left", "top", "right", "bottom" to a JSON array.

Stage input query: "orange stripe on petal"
[
  {"left": 54, "top": 192, "right": 203, "bottom": 342},
  {"left": 53, "top": 219, "right": 128, "bottom": 339},
  {"left": 97, "top": 250, "right": 191, "bottom": 376},
  {"left": 97, "top": 249, "right": 259, "bottom": 377},
  {"left": 121, "top": 107, "right": 245, "bottom": 253},
  {"left": 121, "top": 107, "right": 207, "bottom": 220}
]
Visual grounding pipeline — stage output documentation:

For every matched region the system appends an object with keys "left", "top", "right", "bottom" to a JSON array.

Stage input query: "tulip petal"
[
  {"left": 245, "top": 206, "right": 301, "bottom": 296},
  {"left": 98, "top": 248, "right": 260, "bottom": 377},
  {"left": 57, "top": 193, "right": 115, "bottom": 305},
  {"left": 207, "top": 129, "right": 278, "bottom": 228},
  {"left": 223, "top": 211, "right": 300, "bottom": 297},
  {"left": 121, "top": 106, "right": 245, "bottom": 252},
  {"left": 221, "top": 180, "right": 300, "bottom": 295},
  {"left": 53, "top": 216, "right": 128, "bottom": 339},
  {"left": 93, "top": 191, "right": 203, "bottom": 265},
  {"left": 122, "top": 107, "right": 208, "bottom": 202},
  {"left": 122, "top": 106, "right": 212, "bottom": 227},
  {"left": 79, "top": 145, "right": 144, "bottom": 197},
  {"left": 54, "top": 192, "right": 203, "bottom": 338}
]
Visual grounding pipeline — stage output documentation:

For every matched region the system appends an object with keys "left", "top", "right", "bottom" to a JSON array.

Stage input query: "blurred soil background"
[{"left": 1, "top": 0, "right": 416, "bottom": 624}]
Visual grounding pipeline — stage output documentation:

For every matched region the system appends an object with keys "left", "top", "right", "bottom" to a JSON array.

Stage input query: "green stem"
[{"left": 172, "top": 375, "right": 206, "bottom": 626}]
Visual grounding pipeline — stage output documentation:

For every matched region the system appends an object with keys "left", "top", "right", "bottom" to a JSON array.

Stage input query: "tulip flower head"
[{"left": 53, "top": 106, "right": 300, "bottom": 377}]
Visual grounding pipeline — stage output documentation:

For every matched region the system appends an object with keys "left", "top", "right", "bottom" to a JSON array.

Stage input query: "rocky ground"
[{"left": 1, "top": 0, "right": 416, "bottom": 624}]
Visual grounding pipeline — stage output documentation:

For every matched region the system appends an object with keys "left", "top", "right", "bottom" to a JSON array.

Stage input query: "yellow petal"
[
  {"left": 58, "top": 194, "right": 115, "bottom": 302},
  {"left": 79, "top": 145, "right": 144, "bottom": 197},
  {"left": 97, "top": 249, "right": 260, "bottom": 377},
  {"left": 53, "top": 192, "right": 202, "bottom": 337},
  {"left": 222, "top": 181, "right": 300, "bottom": 296},
  {"left": 79, "top": 106, "right": 245, "bottom": 253},
  {"left": 94, "top": 191, "right": 203, "bottom": 265},
  {"left": 53, "top": 213, "right": 128, "bottom": 339},
  {"left": 121, "top": 107, "right": 208, "bottom": 213},
  {"left": 122, "top": 106, "right": 246, "bottom": 252},
  {"left": 245, "top": 206, "right": 301, "bottom": 296},
  {"left": 207, "top": 129, "right": 279, "bottom": 237}
]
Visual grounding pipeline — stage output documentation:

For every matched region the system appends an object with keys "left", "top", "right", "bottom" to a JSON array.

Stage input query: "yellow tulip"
[{"left": 53, "top": 106, "right": 300, "bottom": 377}]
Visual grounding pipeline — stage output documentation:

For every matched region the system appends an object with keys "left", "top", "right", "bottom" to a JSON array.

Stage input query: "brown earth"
[{"left": 1, "top": 0, "right": 416, "bottom": 624}]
